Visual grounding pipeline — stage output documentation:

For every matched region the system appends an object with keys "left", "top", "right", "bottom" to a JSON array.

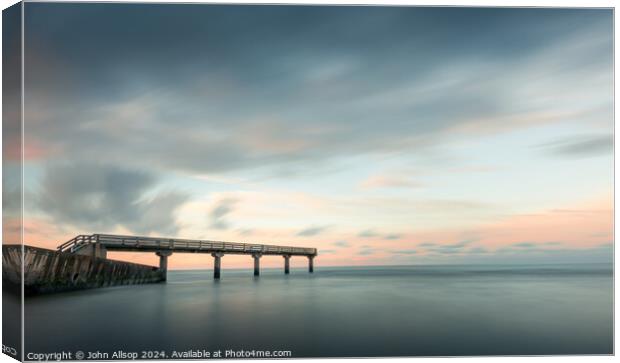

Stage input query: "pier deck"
[{"left": 58, "top": 234, "right": 317, "bottom": 279}]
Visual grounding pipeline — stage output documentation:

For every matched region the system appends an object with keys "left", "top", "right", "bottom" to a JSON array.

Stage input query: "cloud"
[
  {"left": 385, "top": 233, "right": 402, "bottom": 240},
  {"left": 237, "top": 228, "right": 254, "bottom": 236},
  {"left": 418, "top": 242, "right": 436, "bottom": 247},
  {"left": 424, "top": 238, "right": 477, "bottom": 254},
  {"left": 358, "top": 229, "right": 379, "bottom": 238},
  {"left": 513, "top": 242, "right": 537, "bottom": 248},
  {"left": 333, "top": 240, "right": 349, "bottom": 247},
  {"left": 22, "top": 6, "right": 612, "bottom": 180},
  {"left": 414, "top": 200, "right": 491, "bottom": 212},
  {"left": 2, "top": 185, "right": 21, "bottom": 216},
  {"left": 443, "top": 239, "right": 477, "bottom": 249},
  {"left": 500, "top": 241, "right": 564, "bottom": 252},
  {"left": 360, "top": 174, "right": 422, "bottom": 189},
  {"left": 493, "top": 242, "right": 612, "bottom": 261},
  {"left": 209, "top": 198, "right": 238, "bottom": 230},
  {"left": 358, "top": 246, "right": 376, "bottom": 256},
  {"left": 392, "top": 249, "right": 417, "bottom": 255},
  {"left": 537, "top": 134, "right": 613, "bottom": 158},
  {"left": 296, "top": 225, "right": 330, "bottom": 237},
  {"left": 18, "top": 6, "right": 614, "bottom": 265},
  {"left": 132, "top": 192, "right": 191, "bottom": 235},
  {"left": 411, "top": 243, "right": 612, "bottom": 264},
  {"left": 36, "top": 163, "right": 188, "bottom": 235}
]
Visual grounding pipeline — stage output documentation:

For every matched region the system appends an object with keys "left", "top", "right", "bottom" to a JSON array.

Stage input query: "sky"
[{"left": 3, "top": 4, "right": 614, "bottom": 269}]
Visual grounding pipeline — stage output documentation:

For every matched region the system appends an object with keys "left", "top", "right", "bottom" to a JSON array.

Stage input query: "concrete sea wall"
[{"left": 2, "top": 245, "right": 164, "bottom": 294}]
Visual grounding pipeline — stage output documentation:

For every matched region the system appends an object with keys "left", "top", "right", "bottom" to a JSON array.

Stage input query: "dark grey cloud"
[
  {"left": 37, "top": 163, "right": 188, "bottom": 235},
  {"left": 21, "top": 5, "right": 612, "bottom": 179},
  {"left": 4, "top": 5, "right": 26, "bottom": 220},
  {"left": 385, "top": 234, "right": 402, "bottom": 240},
  {"left": 2, "top": 3, "right": 22, "bottom": 163},
  {"left": 297, "top": 225, "right": 329, "bottom": 237},
  {"left": 538, "top": 134, "right": 613, "bottom": 158},
  {"left": 209, "top": 198, "right": 238, "bottom": 230}
]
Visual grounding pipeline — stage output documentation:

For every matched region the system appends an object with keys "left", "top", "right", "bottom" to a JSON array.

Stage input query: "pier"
[
  {"left": 3, "top": 245, "right": 165, "bottom": 295},
  {"left": 58, "top": 234, "right": 318, "bottom": 279}
]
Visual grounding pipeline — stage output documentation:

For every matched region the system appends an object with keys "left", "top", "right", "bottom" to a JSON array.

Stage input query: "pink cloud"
[
  {"left": 3, "top": 137, "right": 59, "bottom": 161},
  {"left": 360, "top": 174, "right": 422, "bottom": 189}
]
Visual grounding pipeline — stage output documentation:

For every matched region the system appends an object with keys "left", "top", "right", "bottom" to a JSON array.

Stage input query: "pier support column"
[
  {"left": 283, "top": 255, "right": 291, "bottom": 274},
  {"left": 212, "top": 253, "right": 224, "bottom": 279},
  {"left": 75, "top": 242, "right": 107, "bottom": 259},
  {"left": 252, "top": 253, "right": 262, "bottom": 276},
  {"left": 308, "top": 255, "right": 314, "bottom": 273},
  {"left": 156, "top": 251, "right": 173, "bottom": 281}
]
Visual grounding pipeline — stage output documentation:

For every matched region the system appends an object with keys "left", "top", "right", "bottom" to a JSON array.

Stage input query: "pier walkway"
[{"left": 58, "top": 234, "right": 317, "bottom": 280}]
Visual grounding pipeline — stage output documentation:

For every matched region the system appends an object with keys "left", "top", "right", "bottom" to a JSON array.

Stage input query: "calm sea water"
[{"left": 24, "top": 264, "right": 613, "bottom": 357}]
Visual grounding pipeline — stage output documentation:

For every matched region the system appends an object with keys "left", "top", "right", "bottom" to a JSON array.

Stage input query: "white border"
[{"left": 0, "top": 2, "right": 616, "bottom": 363}]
